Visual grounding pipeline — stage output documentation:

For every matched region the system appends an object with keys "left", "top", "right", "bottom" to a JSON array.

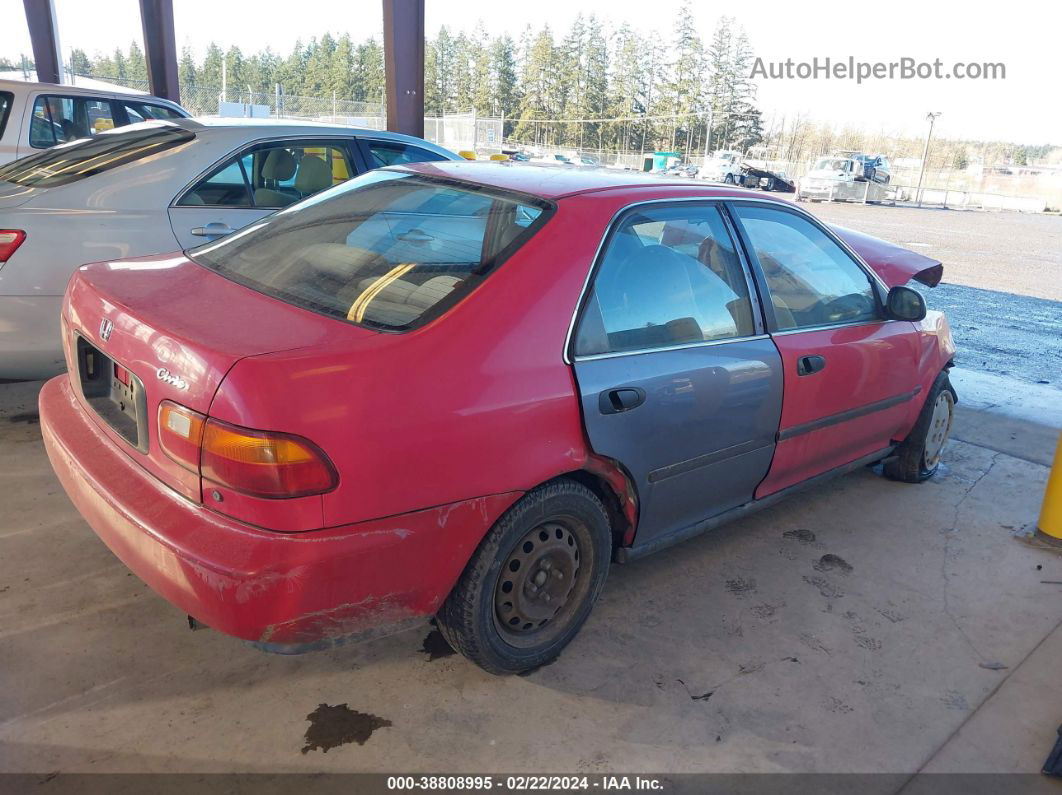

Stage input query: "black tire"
[
  {"left": 723, "top": 174, "right": 735, "bottom": 184},
  {"left": 436, "top": 480, "right": 612, "bottom": 674},
  {"left": 884, "top": 371, "right": 957, "bottom": 483}
]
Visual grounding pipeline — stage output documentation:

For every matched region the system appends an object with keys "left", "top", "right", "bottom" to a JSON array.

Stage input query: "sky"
[{"left": 2, "top": 0, "right": 1060, "bottom": 144}]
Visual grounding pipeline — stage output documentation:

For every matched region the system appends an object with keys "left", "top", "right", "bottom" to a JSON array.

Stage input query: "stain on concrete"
[
  {"left": 979, "top": 661, "right": 1008, "bottom": 671},
  {"left": 803, "top": 575, "right": 844, "bottom": 599},
  {"left": 825, "top": 697, "right": 854, "bottom": 714},
  {"left": 676, "top": 678, "right": 714, "bottom": 701},
  {"left": 420, "top": 629, "right": 456, "bottom": 661},
  {"left": 783, "top": 528, "right": 817, "bottom": 543},
  {"left": 751, "top": 603, "right": 780, "bottom": 619},
  {"left": 798, "top": 632, "right": 832, "bottom": 656},
  {"left": 7, "top": 411, "right": 39, "bottom": 424},
  {"left": 941, "top": 690, "right": 969, "bottom": 711},
  {"left": 875, "top": 606, "right": 906, "bottom": 623},
  {"left": 725, "top": 577, "right": 757, "bottom": 597},
  {"left": 854, "top": 635, "right": 882, "bottom": 651},
  {"left": 301, "top": 703, "right": 391, "bottom": 753},
  {"left": 722, "top": 616, "right": 744, "bottom": 637},
  {"left": 814, "top": 554, "right": 853, "bottom": 575}
]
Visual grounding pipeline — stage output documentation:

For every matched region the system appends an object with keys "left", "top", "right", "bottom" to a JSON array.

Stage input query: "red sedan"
[{"left": 40, "top": 163, "right": 955, "bottom": 674}]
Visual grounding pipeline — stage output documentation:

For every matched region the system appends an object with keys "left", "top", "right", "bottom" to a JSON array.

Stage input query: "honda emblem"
[{"left": 99, "top": 318, "right": 113, "bottom": 342}]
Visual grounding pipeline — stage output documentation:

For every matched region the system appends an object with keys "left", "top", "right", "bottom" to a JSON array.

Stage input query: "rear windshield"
[
  {"left": 0, "top": 92, "right": 12, "bottom": 137},
  {"left": 190, "top": 170, "right": 554, "bottom": 332},
  {"left": 0, "top": 122, "right": 194, "bottom": 187}
]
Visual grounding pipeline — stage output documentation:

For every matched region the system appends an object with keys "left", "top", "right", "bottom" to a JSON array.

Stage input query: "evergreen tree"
[
  {"left": 490, "top": 34, "right": 520, "bottom": 132},
  {"left": 127, "top": 41, "right": 148, "bottom": 82},
  {"left": 68, "top": 48, "right": 91, "bottom": 77},
  {"left": 514, "top": 27, "right": 556, "bottom": 146},
  {"left": 177, "top": 46, "right": 197, "bottom": 87}
]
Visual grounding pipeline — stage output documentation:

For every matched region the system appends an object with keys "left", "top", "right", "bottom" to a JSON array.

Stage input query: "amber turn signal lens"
[
  {"left": 158, "top": 401, "right": 206, "bottom": 473},
  {"left": 200, "top": 419, "right": 338, "bottom": 499}
]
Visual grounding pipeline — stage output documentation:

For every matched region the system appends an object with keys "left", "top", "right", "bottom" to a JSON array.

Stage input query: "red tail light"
[
  {"left": 0, "top": 230, "right": 26, "bottom": 262},
  {"left": 158, "top": 401, "right": 206, "bottom": 473},
  {"left": 200, "top": 419, "right": 338, "bottom": 499}
]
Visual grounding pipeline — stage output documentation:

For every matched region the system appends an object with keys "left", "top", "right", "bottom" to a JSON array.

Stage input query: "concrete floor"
[{"left": 1, "top": 377, "right": 1060, "bottom": 776}]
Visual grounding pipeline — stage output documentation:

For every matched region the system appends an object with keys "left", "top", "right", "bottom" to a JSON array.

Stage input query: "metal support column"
[
  {"left": 139, "top": 0, "right": 181, "bottom": 104},
  {"left": 22, "top": 0, "right": 62, "bottom": 85},
  {"left": 381, "top": 0, "right": 424, "bottom": 138}
]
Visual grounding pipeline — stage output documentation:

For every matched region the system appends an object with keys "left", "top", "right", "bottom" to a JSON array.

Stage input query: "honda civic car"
[
  {"left": 0, "top": 117, "right": 457, "bottom": 379},
  {"left": 39, "top": 163, "right": 955, "bottom": 674}
]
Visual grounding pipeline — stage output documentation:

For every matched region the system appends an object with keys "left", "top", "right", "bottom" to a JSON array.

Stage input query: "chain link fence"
[{"left": 74, "top": 75, "right": 506, "bottom": 154}]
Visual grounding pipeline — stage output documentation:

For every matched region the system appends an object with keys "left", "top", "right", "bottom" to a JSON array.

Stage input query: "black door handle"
[
  {"left": 797, "top": 355, "right": 826, "bottom": 376},
  {"left": 599, "top": 387, "right": 646, "bottom": 415}
]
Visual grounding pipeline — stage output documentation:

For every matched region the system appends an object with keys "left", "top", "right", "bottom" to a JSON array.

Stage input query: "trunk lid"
[
  {"left": 63, "top": 252, "right": 373, "bottom": 501},
  {"left": 0, "top": 180, "right": 44, "bottom": 210},
  {"left": 830, "top": 224, "right": 944, "bottom": 288}
]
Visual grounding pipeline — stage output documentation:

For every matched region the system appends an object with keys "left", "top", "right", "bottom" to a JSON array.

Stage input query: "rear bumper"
[{"left": 39, "top": 376, "right": 520, "bottom": 648}]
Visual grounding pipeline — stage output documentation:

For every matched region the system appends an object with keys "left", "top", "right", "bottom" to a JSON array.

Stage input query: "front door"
[
  {"left": 571, "top": 202, "right": 783, "bottom": 548},
  {"left": 728, "top": 202, "right": 921, "bottom": 497}
]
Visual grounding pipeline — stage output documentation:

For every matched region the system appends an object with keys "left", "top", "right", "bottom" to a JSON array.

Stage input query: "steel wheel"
[
  {"left": 922, "top": 389, "right": 954, "bottom": 469},
  {"left": 493, "top": 521, "right": 584, "bottom": 648},
  {"left": 437, "top": 480, "right": 612, "bottom": 674}
]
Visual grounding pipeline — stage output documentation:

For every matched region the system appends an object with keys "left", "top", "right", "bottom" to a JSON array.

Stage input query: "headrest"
[
  {"left": 295, "top": 155, "right": 332, "bottom": 194},
  {"left": 261, "top": 149, "right": 297, "bottom": 181}
]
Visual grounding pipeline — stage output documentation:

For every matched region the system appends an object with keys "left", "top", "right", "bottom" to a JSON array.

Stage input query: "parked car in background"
[
  {"left": 851, "top": 153, "right": 891, "bottom": 184},
  {"left": 700, "top": 149, "right": 744, "bottom": 183},
  {"left": 0, "top": 117, "right": 458, "bottom": 378},
  {"left": 0, "top": 78, "right": 188, "bottom": 165},
  {"left": 39, "top": 162, "right": 955, "bottom": 675},
  {"left": 797, "top": 154, "right": 889, "bottom": 201}
]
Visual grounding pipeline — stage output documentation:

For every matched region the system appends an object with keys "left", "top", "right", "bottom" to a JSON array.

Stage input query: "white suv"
[{"left": 0, "top": 78, "right": 188, "bottom": 165}]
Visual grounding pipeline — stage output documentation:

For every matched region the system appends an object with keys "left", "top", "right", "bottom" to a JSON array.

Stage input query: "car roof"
[
  {"left": 390, "top": 160, "right": 767, "bottom": 200},
  {"left": 0, "top": 76, "right": 156, "bottom": 98},
  {"left": 164, "top": 116, "right": 453, "bottom": 150}
]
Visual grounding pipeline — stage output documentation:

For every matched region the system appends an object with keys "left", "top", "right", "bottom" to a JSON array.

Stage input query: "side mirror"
[{"left": 886, "top": 285, "right": 927, "bottom": 322}]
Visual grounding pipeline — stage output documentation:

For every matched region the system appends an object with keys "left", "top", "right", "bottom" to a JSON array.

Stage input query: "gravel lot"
[{"left": 804, "top": 203, "right": 1062, "bottom": 387}]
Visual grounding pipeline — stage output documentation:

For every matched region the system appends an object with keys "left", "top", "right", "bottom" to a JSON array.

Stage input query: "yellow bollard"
[
  {"left": 1036, "top": 432, "right": 1062, "bottom": 545},
  {"left": 457, "top": 150, "right": 477, "bottom": 161}
]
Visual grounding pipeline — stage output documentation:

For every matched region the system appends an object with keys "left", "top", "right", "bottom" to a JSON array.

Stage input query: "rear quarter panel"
[{"left": 208, "top": 193, "right": 621, "bottom": 528}]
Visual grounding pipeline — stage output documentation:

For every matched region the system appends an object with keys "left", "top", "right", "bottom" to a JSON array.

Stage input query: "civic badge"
[
  {"left": 99, "top": 318, "right": 113, "bottom": 342},
  {"left": 156, "top": 368, "right": 189, "bottom": 390}
]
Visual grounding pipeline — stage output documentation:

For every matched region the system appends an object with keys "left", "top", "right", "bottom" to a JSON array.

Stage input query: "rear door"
[
  {"left": 728, "top": 202, "right": 921, "bottom": 497},
  {"left": 570, "top": 201, "right": 783, "bottom": 548},
  {"left": 22, "top": 93, "right": 118, "bottom": 156},
  {"left": 168, "top": 138, "right": 357, "bottom": 248}
]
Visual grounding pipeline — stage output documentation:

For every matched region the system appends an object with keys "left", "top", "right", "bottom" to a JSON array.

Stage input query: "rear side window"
[
  {"left": 29, "top": 95, "right": 116, "bottom": 148},
  {"left": 191, "top": 170, "right": 553, "bottom": 331},
  {"left": 361, "top": 139, "right": 449, "bottom": 168},
  {"left": 0, "top": 92, "right": 12, "bottom": 137},
  {"left": 0, "top": 123, "right": 195, "bottom": 188},
  {"left": 122, "top": 101, "right": 184, "bottom": 123},
  {"left": 574, "top": 204, "right": 756, "bottom": 356}
]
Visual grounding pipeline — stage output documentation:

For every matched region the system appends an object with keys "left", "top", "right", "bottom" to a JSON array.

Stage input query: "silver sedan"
[{"left": 0, "top": 117, "right": 458, "bottom": 379}]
